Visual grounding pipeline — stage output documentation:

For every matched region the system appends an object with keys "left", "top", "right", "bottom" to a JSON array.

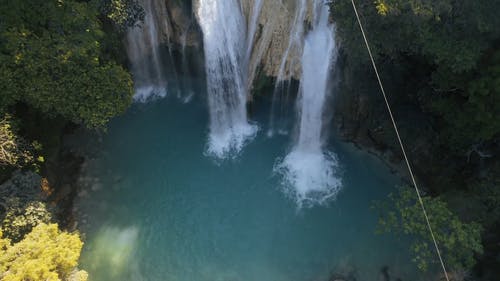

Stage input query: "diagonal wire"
[{"left": 349, "top": 1, "right": 450, "bottom": 280}]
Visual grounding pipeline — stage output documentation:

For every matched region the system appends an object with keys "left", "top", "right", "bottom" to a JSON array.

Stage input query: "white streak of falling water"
[
  {"left": 179, "top": 21, "right": 194, "bottom": 103},
  {"left": 197, "top": 0, "right": 257, "bottom": 158},
  {"left": 267, "top": 0, "right": 307, "bottom": 137},
  {"left": 276, "top": 0, "right": 341, "bottom": 207},
  {"left": 245, "top": 0, "right": 263, "bottom": 64},
  {"left": 275, "top": 0, "right": 307, "bottom": 83},
  {"left": 126, "top": 0, "right": 167, "bottom": 102}
]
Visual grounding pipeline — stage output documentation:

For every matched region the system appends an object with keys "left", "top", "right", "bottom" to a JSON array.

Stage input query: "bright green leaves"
[
  {"left": 0, "top": 115, "right": 40, "bottom": 169},
  {"left": 375, "top": 187, "right": 483, "bottom": 272},
  {"left": 98, "top": 0, "right": 145, "bottom": 32},
  {"left": 374, "top": 1, "right": 390, "bottom": 16},
  {"left": 373, "top": 0, "right": 453, "bottom": 19}
]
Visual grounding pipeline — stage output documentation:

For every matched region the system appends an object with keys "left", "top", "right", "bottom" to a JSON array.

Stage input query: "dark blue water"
[{"left": 74, "top": 82, "right": 420, "bottom": 281}]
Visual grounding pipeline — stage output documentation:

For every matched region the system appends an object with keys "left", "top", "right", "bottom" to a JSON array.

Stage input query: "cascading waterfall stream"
[
  {"left": 267, "top": 0, "right": 308, "bottom": 137},
  {"left": 125, "top": 0, "right": 342, "bottom": 199},
  {"left": 126, "top": 0, "right": 168, "bottom": 101},
  {"left": 179, "top": 20, "right": 195, "bottom": 103},
  {"left": 76, "top": 0, "right": 423, "bottom": 278},
  {"left": 276, "top": 0, "right": 341, "bottom": 207},
  {"left": 196, "top": 0, "right": 257, "bottom": 158},
  {"left": 245, "top": 0, "right": 263, "bottom": 65}
]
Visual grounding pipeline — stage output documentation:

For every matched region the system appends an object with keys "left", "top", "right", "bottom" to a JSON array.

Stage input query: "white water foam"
[
  {"left": 126, "top": 0, "right": 168, "bottom": 102},
  {"left": 197, "top": 0, "right": 258, "bottom": 158},
  {"left": 275, "top": 149, "right": 341, "bottom": 208},
  {"left": 133, "top": 86, "right": 167, "bottom": 103},
  {"left": 277, "top": 0, "right": 342, "bottom": 207}
]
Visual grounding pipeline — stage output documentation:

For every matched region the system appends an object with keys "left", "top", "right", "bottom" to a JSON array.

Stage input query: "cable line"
[{"left": 349, "top": 1, "right": 451, "bottom": 280}]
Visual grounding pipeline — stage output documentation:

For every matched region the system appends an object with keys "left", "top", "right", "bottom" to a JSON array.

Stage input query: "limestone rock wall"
[
  {"left": 179, "top": 0, "right": 317, "bottom": 83},
  {"left": 134, "top": 0, "right": 322, "bottom": 89}
]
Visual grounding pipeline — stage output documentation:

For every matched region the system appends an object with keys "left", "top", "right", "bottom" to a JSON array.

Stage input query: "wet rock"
[
  {"left": 328, "top": 274, "right": 356, "bottom": 281},
  {"left": 380, "top": 266, "right": 390, "bottom": 281},
  {"left": 379, "top": 265, "right": 405, "bottom": 281}
]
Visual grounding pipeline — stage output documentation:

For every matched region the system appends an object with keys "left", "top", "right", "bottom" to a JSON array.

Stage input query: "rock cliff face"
[
  {"left": 131, "top": 0, "right": 200, "bottom": 50},
  {"left": 331, "top": 55, "right": 474, "bottom": 192},
  {"left": 137, "top": 0, "right": 321, "bottom": 87},
  {"left": 192, "top": 0, "right": 318, "bottom": 86},
  {"left": 163, "top": 0, "right": 201, "bottom": 49},
  {"left": 127, "top": 1, "right": 439, "bottom": 176},
  {"left": 130, "top": 1, "right": 450, "bottom": 182},
  {"left": 240, "top": 0, "right": 307, "bottom": 84}
]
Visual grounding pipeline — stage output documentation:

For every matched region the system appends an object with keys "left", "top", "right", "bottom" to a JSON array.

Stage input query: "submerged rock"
[
  {"left": 380, "top": 265, "right": 390, "bottom": 281},
  {"left": 328, "top": 274, "right": 357, "bottom": 281},
  {"left": 328, "top": 268, "right": 358, "bottom": 281}
]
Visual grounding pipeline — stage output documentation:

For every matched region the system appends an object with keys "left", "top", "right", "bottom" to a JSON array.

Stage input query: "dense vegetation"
[
  {"left": 375, "top": 188, "right": 483, "bottom": 273},
  {"left": 0, "top": 0, "right": 141, "bottom": 280},
  {"left": 331, "top": 0, "right": 500, "bottom": 150},
  {"left": 0, "top": 0, "right": 498, "bottom": 280},
  {"left": 0, "top": 223, "right": 87, "bottom": 281},
  {"left": 0, "top": 169, "right": 87, "bottom": 280},
  {"left": 0, "top": 0, "right": 135, "bottom": 128},
  {"left": 331, "top": 0, "right": 499, "bottom": 279}
]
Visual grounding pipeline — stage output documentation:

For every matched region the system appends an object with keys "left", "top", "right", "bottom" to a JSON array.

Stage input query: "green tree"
[
  {"left": 0, "top": 0, "right": 134, "bottom": 128},
  {"left": 0, "top": 223, "right": 88, "bottom": 281},
  {"left": 0, "top": 115, "right": 31, "bottom": 167},
  {"left": 330, "top": 0, "right": 500, "bottom": 150},
  {"left": 0, "top": 114, "right": 42, "bottom": 170},
  {"left": 1, "top": 200, "right": 52, "bottom": 243},
  {"left": 332, "top": 0, "right": 500, "bottom": 72},
  {"left": 99, "top": 0, "right": 145, "bottom": 31},
  {"left": 431, "top": 50, "right": 500, "bottom": 149},
  {"left": 375, "top": 187, "right": 483, "bottom": 272}
]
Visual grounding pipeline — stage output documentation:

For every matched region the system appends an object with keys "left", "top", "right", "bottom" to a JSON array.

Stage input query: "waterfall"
[
  {"left": 179, "top": 20, "right": 194, "bottom": 103},
  {"left": 126, "top": 0, "right": 169, "bottom": 102},
  {"left": 275, "top": 0, "right": 308, "bottom": 83},
  {"left": 275, "top": 0, "right": 341, "bottom": 207},
  {"left": 196, "top": 0, "right": 257, "bottom": 158},
  {"left": 245, "top": 0, "right": 263, "bottom": 65},
  {"left": 267, "top": 0, "right": 308, "bottom": 137}
]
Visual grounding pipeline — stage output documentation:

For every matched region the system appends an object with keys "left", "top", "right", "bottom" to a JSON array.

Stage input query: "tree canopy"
[
  {"left": 330, "top": 0, "right": 500, "bottom": 151},
  {"left": 0, "top": 0, "right": 134, "bottom": 128},
  {"left": 0, "top": 223, "right": 88, "bottom": 281},
  {"left": 375, "top": 187, "right": 483, "bottom": 272}
]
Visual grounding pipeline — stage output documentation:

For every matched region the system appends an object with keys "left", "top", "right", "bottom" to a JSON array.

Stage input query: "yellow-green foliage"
[
  {"left": 0, "top": 116, "right": 33, "bottom": 168},
  {"left": 0, "top": 114, "right": 44, "bottom": 174},
  {"left": 106, "top": 0, "right": 130, "bottom": 27},
  {"left": 1, "top": 200, "right": 52, "bottom": 243},
  {"left": 0, "top": 116, "right": 18, "bottom": 166},
  {"left": 99, "top": 0, "right": 145, "bottom": 32},
  {"left": 375, "top": 1, "right": 389, "bottom": 16},
  {"left": 0, "top": 223, "right": 88, "bottom": 281}
]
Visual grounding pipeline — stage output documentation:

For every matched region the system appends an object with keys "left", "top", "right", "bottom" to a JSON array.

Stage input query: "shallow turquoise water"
[{"left": 74, "top": 83, "right": 421, "bottom": 281}]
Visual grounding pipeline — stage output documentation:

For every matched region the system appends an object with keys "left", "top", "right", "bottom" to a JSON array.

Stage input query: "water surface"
[{"left": 74, "top": 84, "right": 420, "bottom": 281}]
